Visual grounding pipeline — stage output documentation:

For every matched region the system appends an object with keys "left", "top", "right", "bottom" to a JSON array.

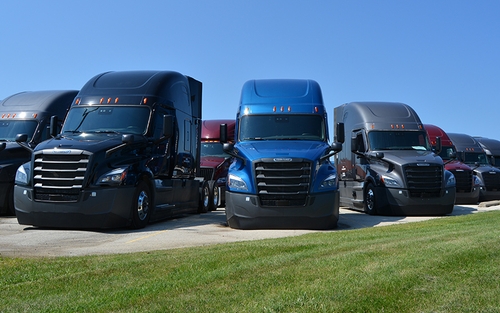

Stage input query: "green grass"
[{"left": 1, "top": 211, "right": 500, "bottom": 312}]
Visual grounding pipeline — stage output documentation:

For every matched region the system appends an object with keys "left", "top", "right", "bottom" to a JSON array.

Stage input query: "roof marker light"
[
  {"left": 75, "top": 98, "right": 81, "bottom": 105},
  {"left": 143, "top": 98, "right": 148, "bottom": 105},
  {"left": 100, "top": 98, "right": 104, "bottom": 104},
  {"left": 273, "top": 106, "right": 276, "bottom": 112},
  {"left": 107, "top": 98, "right": 112, "bottom": 104},
  {"left": 280, "top": 106, "right": 284, "bottom": 112},
  {"left": 288, "top": 106, "right": 291, "bottom": 112},
  {"left": 115, "top": 97, "right": 119, "bottom": 104},
  {"left": 314, "top": 106, "right": 318, "bottom": 113}
]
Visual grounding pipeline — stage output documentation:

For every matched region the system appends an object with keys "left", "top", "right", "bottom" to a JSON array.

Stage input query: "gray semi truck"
[{"left": 333, "top": 101, "right": 456, "bottom": 215}]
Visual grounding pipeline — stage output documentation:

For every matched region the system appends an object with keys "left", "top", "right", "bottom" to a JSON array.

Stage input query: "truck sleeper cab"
[
  {"left": 334, "top": 102, "right": 456, "bottom": 216},
  {"left": 0, "top": 90, "right": 77, "bottom": 215},
  {"left": 424, "top": 124, "right": 479, "bottom": 204},
  {"left": 14, "top": 71, "right": 206, "bottom": 229},
  {"left": 197, "top": 119, "right": 235, "bottom": 211},
  {"left": 223, "top": 79, "right": 343, "bottom": 230},
  {"left": 447, "top": 133, "right": 500, "bottom": 202}
]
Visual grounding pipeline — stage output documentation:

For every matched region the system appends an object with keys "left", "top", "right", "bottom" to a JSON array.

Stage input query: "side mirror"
[
  {"left": 331, "top": 142, "right": 342, "bottom": 153},
  {"left": 15, "top": 134, "right": 28, "bottom": 143},
  {"left": 435, "top": 137, "right": 442, "bottom": 154},
  {"left": 220, "top": 124, "right": 228, "bottom": 143},
  {"left": 223, "top": 142, "right": 234, "bottom": 153},
  {"left": 50, "top": 115, "right": 58, "bottom": 137},
  {"left": 122, "top": 134, "right": 134, "bottom": 144},
  {"left": 163, "top": 115, "right": 173, "bottom": 138},
  {"left": 336, "top": 122, "right": 345, "bottom": 144}
]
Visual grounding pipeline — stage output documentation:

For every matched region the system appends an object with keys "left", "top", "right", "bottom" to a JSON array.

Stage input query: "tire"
[
  {"left": 208, "top": 180, "right": 219, "bottom": 211},
  {"left": 364, "top": 183, "right": 378, "bottom": 215},
  {"left": 198, "top": 181, "right": 210, "bottom": 213},
  {"left": 130, "top": 181, "right": 152, "bottom": 229}
]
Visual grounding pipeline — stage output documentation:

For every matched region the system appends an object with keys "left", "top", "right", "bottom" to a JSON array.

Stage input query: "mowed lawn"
[{"left": 1, "top": 211, "right": 499, "bottom": 313}]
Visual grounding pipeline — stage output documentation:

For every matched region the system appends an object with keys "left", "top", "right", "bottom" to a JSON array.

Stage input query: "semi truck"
[
  {"left": 0, "top": 90, "right": 77, "bottom": 215},
  {"left": 424, "top": 124, "right": 480, "bottom": 204},
  {"left": 474, "top": 136, "right": 500, "bottom": 169},
  {"left": 221, "top": 79, "right": 344, "bottom": 230},
  {"left": 14, "top": 70, "right": 209, "bottom": 229},
  {"left": 197, "top": 119, "right": 235, "bottom": 211},
  {"left": 447, "top": 133, "right": 500, "bottom": 202},
  {"left": 334, "top": 102, "right": 456, "bottom": 215}
]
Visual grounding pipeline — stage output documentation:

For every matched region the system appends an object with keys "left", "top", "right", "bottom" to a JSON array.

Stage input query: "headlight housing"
[
  {"left": 320, "top": 173, "right": 337, "bottom": 189},
  {"left": 381, "top": 175, "right": 402, "bottom": 188},
  {"left": 228, "top": 174, "right": 248, "bottom": 191},
  {"left": 15, "top": 163, "right": 30, "bottom": 186},
  {"left": 445, "top": 173, "right": 456, "bottom": 187},
  {"left": 97, "top": 168, "right": 127, "bottom": 186}
]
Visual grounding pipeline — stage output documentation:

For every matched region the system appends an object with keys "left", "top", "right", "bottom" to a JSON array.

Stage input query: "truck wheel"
[
  {"left": 198, "top": 181, "right": 210, "bottom": 213},
  {"left": 209, "top": 180, "right": 219, "bottom": 211},
  {"left": 364, "top": 183, "right": 378, "bottom": 215},
  {"left": 131, "top": 181, "right": 152, "bottom": 229}
]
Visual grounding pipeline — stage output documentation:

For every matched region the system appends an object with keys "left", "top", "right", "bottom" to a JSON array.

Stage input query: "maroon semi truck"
[
  {"left": 424, "top": 124, "right": 480, "bottom": 204},
  {"left": 197, "top": 119, "right": 235, "bottom": 211}
]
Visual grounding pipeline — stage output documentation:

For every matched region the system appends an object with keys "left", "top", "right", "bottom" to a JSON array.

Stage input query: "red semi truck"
[
  {"left": 197, "top": 119, "right": 235, "bottom": 211},
  {"left": 424, "top": 124, "right": 480, "bottom": 204}
]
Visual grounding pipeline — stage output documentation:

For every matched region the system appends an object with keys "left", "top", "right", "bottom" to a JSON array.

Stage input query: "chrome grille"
[{"left": 33, "top": 149, "right": 91, "bottom": 202}]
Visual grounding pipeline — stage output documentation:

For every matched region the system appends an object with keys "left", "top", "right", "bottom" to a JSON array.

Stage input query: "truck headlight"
[
  {"left": 446, "top": 173, "right": 456, "bottom": 187},
  {"left": 15, "top": 164, "right": 29, "bottom": 186},
  {"left": 97, "top": 168, "right": 127, "bottom": 186},
  {"left": 320, "top": 174, "right": 337, "bottom": 189},
  {"left": 473, "top": 175, "right": 481, "bottom": 186},
  {"left": 228, "top": 174, "right": 248, "bottom": 191},
  {"left": 381, "top": 175, "right": 401, "bottom": 188}
]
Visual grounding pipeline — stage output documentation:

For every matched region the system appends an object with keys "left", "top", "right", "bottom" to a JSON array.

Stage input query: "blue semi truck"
[{"left": 221, "top": 79, "right": 344, "bottom": 229}]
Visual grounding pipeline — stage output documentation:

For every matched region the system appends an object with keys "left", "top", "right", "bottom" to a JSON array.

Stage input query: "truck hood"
[
  {"left": 444, "top": 160, "right": 472, "bottom": 171},
  {"left": 375, "top": 150, "right": 443, "bottom": 166},
  {"left": 236, "top": 141, "right": 329, "bottom": 161},
  {"left": 200, "top": 156, "right": 227, "bottom": 168},
  {"left": 0, "top": 141, "right": 30, "bottom": 164},
  {"left": 34, "top": 133, "right": 142, "bottom": 154}
]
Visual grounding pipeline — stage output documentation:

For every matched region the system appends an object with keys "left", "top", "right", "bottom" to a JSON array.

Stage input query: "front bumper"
[
  {"left": 225, "top": 191, "right": 340, "bottom": 230},
  {"left": 14, "top": 185, "right": 136, "bottom": 229},
  {"left": 375, "top": 186, "right": 456, "bottom": 215}
]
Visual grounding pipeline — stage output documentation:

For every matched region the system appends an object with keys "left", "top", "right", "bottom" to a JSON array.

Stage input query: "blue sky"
[{"left": 1, "top": 1, "right": 499, "bottom": 140}]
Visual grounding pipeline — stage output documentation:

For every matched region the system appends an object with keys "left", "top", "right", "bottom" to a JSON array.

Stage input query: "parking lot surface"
[{"left": 1, "top": 202, "right": 499, "bottom": 258}]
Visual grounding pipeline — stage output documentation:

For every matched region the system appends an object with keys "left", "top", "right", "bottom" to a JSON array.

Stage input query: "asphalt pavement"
[{"left": 1, "top": 202, "right": 499, "bottom": 258}]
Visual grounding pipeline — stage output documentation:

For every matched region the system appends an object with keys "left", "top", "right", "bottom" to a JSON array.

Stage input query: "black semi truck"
[
  {"left": 14, "top": 71, "right": 209, "bottom": 229},
  {"left": 0, "top": 90, "right": 77, "bottom": 215}
]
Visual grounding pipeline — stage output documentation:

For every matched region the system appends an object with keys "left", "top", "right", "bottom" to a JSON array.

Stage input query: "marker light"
[
  {"left": 75, "top": 98, "right": 81, "bottom": 105},
  {"left": 100, "top": 98, "right": 104, "bottom": 104},
  {"left": 143, "top": 98, "right": 148, "bottom": 104}
]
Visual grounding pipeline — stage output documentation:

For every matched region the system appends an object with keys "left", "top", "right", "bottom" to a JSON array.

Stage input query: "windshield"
[
  {"left": 239, "top": 115, "right": 325, "bottom": 141},
  {"left": 368, "top": 130, "right": 430, "bottom": 151},
  {"left": 201, "top": 142, "right": 230, "bottom": 158},
  {"left": 463, "top": 152, "right": 489, "bottom": 166},
  {"left": 62, "top": 106, "right": 150, "bottom": 135},
  {"left": 0, "top": 120, "right": 38, "bottom": 141}
]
